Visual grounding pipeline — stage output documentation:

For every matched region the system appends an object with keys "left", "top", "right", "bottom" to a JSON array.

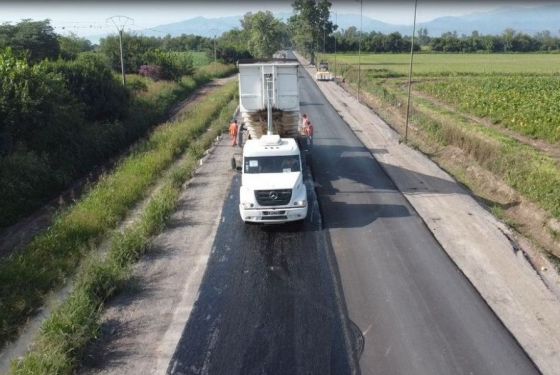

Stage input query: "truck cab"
[
  {"left": 239, "top": 135, "right": 307, "bottom": 223},
  {"left": 315, "top": 61, "right": 333, "bottom": 81}
]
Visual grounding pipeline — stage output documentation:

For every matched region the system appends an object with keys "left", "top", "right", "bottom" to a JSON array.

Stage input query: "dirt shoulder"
[
  {"left": 295, "top": 52, "right": 560, "bottom": 375},
  {"left": 79, "top": 136, "right": 239, "bottom": 375}
]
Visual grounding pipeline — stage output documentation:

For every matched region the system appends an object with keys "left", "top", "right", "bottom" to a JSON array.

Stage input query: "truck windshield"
[{"left": 244, "top": 156, "right": 301, "bottom": 174}]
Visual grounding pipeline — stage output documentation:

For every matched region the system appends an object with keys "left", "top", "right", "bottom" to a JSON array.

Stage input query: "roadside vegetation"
[
  {"left": 323, "top": 52, "right": 560, "bottom": 262},
  {"left": 0, "top": 20, "right": 236, "bottom": 229},
  {"left": 416, "top": 76, "right": 560, "bottom": 143},
  {"left": 10, "top": 89, "right": 238, "bottom": 374},
  {"left": 0, "top": 81, "right": 237, "bottom": 350}
]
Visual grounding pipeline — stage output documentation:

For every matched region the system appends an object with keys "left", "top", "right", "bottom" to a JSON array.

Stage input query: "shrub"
[
  {"left": 0, "top": 48, "right": 84, "bottom": 157},
  {"left": 44, "top": 53, "right": 129, "bottom": 122},
  {"left": 138, "top": 64, "right": 162, "bottom": 80},
  {"left": 143, "top": 49, "right": 194, "bottom": 81},
  {"left": 0, "top": 150, "right": 58, "bottom": 223}
]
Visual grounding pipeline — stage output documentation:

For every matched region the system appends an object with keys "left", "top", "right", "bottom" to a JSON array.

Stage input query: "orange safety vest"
[
  {"left": 229, "top": 122, "right": 238, "bottom": 136},
  {"left": 305, "top": 123, "right": 314, "bottom": 137}
]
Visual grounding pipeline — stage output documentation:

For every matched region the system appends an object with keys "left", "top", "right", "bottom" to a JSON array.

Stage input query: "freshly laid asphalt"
[{"left": 167, "top": 60, "right": 539, "bottom": 375}]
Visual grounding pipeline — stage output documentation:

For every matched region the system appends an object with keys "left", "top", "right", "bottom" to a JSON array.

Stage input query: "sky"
[{"left": 0, "top": 1, "right": 555, "bottom": 38}]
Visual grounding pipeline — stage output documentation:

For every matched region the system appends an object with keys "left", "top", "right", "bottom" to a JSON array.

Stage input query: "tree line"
[
  {"left": 327, "top": 27, "right": 560, "bottom": 54},
  {"left": 288, "top": 1, "right": 560, "bottom": 55}
]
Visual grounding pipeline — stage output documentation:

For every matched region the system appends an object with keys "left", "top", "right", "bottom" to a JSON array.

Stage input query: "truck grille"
[{"left": 255, "top": 189, "right": 292, "bottom": 206}]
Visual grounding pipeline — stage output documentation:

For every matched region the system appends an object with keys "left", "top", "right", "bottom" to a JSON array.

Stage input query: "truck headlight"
[
  {"left": 241, "top": 202, "right": 254, "bottom": 209},
  {"left": 293, "top": 200, "right": 307, "bottom": 207}
]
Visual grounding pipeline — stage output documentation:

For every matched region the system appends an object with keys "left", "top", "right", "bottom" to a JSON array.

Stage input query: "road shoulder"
[
  {"left": 79, "top": 137, "right": 239, "bottom": 374},
  {"left": 295, "top": 52, "right": 560, "bottom": 375}
]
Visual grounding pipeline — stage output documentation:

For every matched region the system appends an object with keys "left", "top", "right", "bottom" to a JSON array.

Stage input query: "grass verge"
[
  {"left": 10, "top": 96, "right": 238, "bottom": 374},
  {"left": 0, "top": 81, "right": 238, "bottom": 348}
]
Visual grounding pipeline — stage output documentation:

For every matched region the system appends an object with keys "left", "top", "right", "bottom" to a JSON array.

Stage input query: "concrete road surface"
[{"left": 167, "top": 59, "right": 538, "bottom": 375}]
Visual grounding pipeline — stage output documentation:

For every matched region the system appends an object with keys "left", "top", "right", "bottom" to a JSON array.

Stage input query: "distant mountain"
[
  {"left": 84, "top": 5, "right": 560, "bottom": 43},
  {"left": 418, "top": 5, "right": 560, "bottom": 36},
  {"left": 331, "top": 13, "right": 412, "bottom": 35},
  {"left": 142, "top": 15, "right": 242, "bottom": 38},
  {"left": 337, "top": 5, "right": 560, "bottom": 36},
  {"left": 139, "top": 12, "right": 293, "bottom": 39}
]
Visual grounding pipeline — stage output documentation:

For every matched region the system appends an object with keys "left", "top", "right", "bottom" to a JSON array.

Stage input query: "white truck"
[
  {"left": 315, "top": 61, "right": 333, "bottom": 81},
  {"left": 236, "top": 60, "right": 308, "bottom": 224}
]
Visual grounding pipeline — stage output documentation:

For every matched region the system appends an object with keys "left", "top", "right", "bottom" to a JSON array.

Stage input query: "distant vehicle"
[
  {"left": 273, "top": 50, "right": 288, "bottom": 59},
  {"left": 315, "top": 61, "right": 333, "bottom": 81},
  {"left": 234, "top": 60, "right": 308, "bottom": 224}
]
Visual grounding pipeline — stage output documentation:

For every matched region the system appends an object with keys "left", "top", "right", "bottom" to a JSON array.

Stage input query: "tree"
[
  {"left": 99, "top": 33, "right": 160, "bottom": 73},
  {"left": 242, "top": 11, "right": 284, "bottom": 59},
  {"left": 417, "top": 27, "right": 430, "bottom": 47},
  {"left": 0, "top": 19, "right": 60, "bottom": 63},
  {"left": 502, "top": 28, "right": 515, "bottom": 52},
  {"left": 58, "top": 32, "right": 93, "bottom": 60},
  {"left": 289, "top": 0, "right": 335, "bottom": 65},
  {"left": 216, "top": 29, "right": 252, "bottom": 62}
]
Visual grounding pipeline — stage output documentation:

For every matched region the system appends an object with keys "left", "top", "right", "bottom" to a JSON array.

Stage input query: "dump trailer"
[{"left": 236, "top": 60, "right": 308, "bottom": 224}]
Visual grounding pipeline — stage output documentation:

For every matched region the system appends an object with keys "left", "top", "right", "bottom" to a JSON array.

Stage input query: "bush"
[
  {"left": 0, "top": 48, "right": 84, "bottom": 157},
  {"left": 0, "top": 47, "right": 236, "bottom": 228},
  {"left": 143, "top": 49, "right": 194, "bottom": 81},
  {"left": 138, "top": 64, "right": 162, "bottom": 80},
  {"left": 0, "top": 150, "right": 59, "bottom": 223},
  {"left": 44, "top": 53, "right": 129, "bottom": 122}
]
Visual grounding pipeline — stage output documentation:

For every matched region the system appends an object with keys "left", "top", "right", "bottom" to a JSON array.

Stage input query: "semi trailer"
[{"left": 235, "top": 60, "right": 308, "bottom": 224}]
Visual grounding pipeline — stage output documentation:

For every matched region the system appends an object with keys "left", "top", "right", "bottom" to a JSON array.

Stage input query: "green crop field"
[
  {"left": 416, "top": 76, "right": 560, "bottom": 142},
  {"left": 322, "top": 53, "right": 560, "bottom": 144},
  {"left": 321, "top": 53, "right": 560, "bottom": 75}
]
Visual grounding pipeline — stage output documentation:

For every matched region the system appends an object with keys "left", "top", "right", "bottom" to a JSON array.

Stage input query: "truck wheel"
[{"left": 231, "top": 157, "right": 236, "bottom": 170}]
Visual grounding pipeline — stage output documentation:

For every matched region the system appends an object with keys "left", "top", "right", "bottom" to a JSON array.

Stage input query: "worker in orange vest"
[
  {"left": 229, "top": 119, "right": 238, "bottom": 146},
  {"left": 301, "top": 113, "right": 310, "bottom": 132},
  {"left": 304, "top": 121, "right": 314, "bottom": 149}
]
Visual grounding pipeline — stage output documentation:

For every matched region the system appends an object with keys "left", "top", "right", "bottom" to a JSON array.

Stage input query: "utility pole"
[
  {"left": 107, "top": 15, "right": 133, "bottom": 86},
  {"left": 209, "top": 28, "right": 219, "bottom": 64},
  {"left": 333, "top": 11, "right": 337, "bottom": 81},
  {"left": 357, "top": 0, "right": 363, "bottom": 102},
  {"left": 323, "top": 25, "right": 326, "bottom": 55},
  {"left": 404, "top": 0, "right": 418, "bottom": 144}
]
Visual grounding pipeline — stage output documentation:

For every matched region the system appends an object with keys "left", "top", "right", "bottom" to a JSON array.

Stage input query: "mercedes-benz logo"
[{"left": 269, "top": 192, "right": 279, "bottom": 200}]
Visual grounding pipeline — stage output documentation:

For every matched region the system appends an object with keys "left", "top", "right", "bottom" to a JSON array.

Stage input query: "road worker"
[
  {"left": 301, "top": 113, "right": 310, "bottom": 132},
  {"left": 304, "top": 120, "right": 314, "bottom": 149},
  {"left": 229, "top": 119, "right": 238, "bottom": 146}
]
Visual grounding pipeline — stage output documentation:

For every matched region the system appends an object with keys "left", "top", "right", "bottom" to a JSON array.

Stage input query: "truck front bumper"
[{"left": 239, "top": 205, "right": 308, "bottom": 223}]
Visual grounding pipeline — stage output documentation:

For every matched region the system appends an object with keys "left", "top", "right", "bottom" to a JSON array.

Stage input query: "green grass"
[
  {"left": 0, "top": 81, "right": 238, "bottom": 349},
  {"left": 11, "top": 96, "right": 238, "bottom": 374},
  {"left": 322, "top": 52, "right": 560, "bottom": 75},
  {"left": 189, "top": 51, "right": 212, "bottom": 67}
]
